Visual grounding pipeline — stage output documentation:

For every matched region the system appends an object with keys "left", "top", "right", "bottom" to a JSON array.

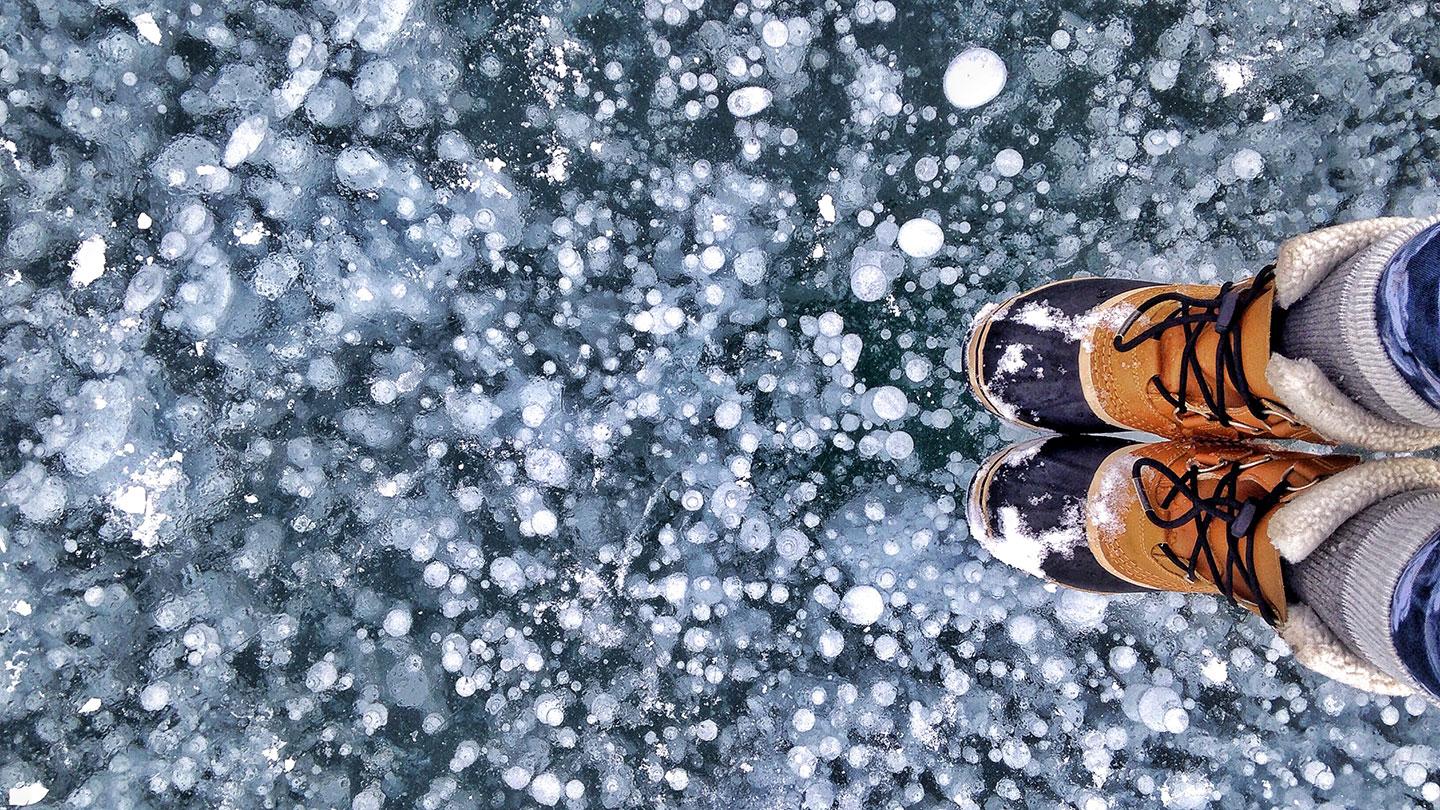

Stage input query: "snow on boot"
[
  {"left": 967, "top": 215, "right": 1440, "bottom": 450},
  {"left": 967, "top": 436, "right": 1437, "bottom": 695}
]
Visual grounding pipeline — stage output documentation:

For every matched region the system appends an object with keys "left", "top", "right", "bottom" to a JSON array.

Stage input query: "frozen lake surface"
[{"left": 3, "top": 0, "right": 1440, "bottom": 807}]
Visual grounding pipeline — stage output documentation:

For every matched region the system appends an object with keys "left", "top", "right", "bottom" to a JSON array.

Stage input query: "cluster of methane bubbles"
[{"left": 4, "top": 0, "right": 1440, "bottom": 807}]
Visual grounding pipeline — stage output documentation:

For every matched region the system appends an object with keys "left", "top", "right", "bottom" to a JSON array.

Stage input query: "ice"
[
  {"left": 68, "top": 235, "right": 106, "bottom": 288},
  {"left": 943, "top": 47, "right": 1008, "bottom": 109},
  {"left": 839, "top": 584, "right": 886, "bottom": 625},
  {"left": 131, "top": 13, "right": 161, "bottom": 45},
  {"left": 4, "top": 0, "right": 1438, "bottom": 806},
  {"left": 897, "top": 217, "right": 945, "bottom": 258},
  {"left": 727, "top": 87, "right": 774, "bottom": 118},
  {"left": 220, "top": 117, "right": 268, "bottom": 169}
]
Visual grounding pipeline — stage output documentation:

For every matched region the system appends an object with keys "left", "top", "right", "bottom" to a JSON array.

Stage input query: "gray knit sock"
[
  {"left": 1279, "top": 219, "right": 1440, "bottom": 429},
  {"left": 1291, "top": 488, "right": 1440, "bottom": 692}
]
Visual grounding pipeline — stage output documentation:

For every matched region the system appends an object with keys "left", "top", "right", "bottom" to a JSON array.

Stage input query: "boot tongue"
[
  {"left": 1157, "top": 278, "right": 1283, "bottom": 419},
  {"left": 1146, "top": 451, "right": 1290, "bottom": 624}
]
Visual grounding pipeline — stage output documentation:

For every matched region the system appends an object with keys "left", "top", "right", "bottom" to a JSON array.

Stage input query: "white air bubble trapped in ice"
[
  {"left": 994, "top": 148, "right": 1024, "bottom": 177},
  {"left": 7, "top": 783, "right": 48, "bottom": 808},
  {"left": 897, "top": 218, "right": 944, "bottom": 258},
  {"left": 869, "top": 385, "right": 908, "bottom": 421},
  {"left": 1232, "top": 147, "right": 1265, "bottom": 180},
  {"left": 132, "top": 13, "right": 162, "bottom": 44},
  {"left": 839, "top": 585, "right": 885, "bottom": 625},
  {"left": 726, "top": 87, "right": 773, "bottom": 118},
  {"left": 69, "top": 235, "right": 106, "bottom": 288},
  {"left": 943, "top": 47, "right": 1007, "bottom": 109}
]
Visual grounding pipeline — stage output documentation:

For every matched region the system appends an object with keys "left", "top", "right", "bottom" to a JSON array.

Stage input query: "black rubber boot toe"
[
  {"left": 966, "top": 277, "right": 1156, "bottom": 433},
  {"left": 967, "top": 435, "right": 1151, "bottom": 594}
]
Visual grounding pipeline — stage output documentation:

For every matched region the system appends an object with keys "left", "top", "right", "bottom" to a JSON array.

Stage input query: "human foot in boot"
[
  {"left": 968, "top": 435, "right": 1440, "bottom": 696},
  {"left": 966, "top": 215, "right": 1440, "bottom": 450}
]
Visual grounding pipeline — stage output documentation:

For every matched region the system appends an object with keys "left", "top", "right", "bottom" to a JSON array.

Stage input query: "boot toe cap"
[
  {"left": 968, "top": 435, "right": 1151, "bottom": 594},
  {"left": 968, "top": 277, "right": 1155, "bottom": 432}
]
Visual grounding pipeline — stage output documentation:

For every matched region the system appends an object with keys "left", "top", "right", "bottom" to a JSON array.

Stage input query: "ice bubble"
[
  {"left": 869, "top": 386, "right": 908, "bottom": 421},
  {"left": 70, "top": 235, "right": 106, "bottom": 288},
  {"left": 1007, "top": 615, "right": 1037, "bottom": 645},
  {"left": 7, "top": 783, "right": 48, "bottom": 808},
  {"left": 335, "top": 146, "right": 388, "bottom": 190},
  {"left": 139, "top": 681, "right": 171, "bottom": 711},
  {"left": 897, "top": 218, "right": 944, "bottom": 258},
  {"left": 850, "top": 263, "right": 890, "bottom": 301},
  {"left": 535, "top": 693, "right": 565, "bottom": 726},
  {"left": 1110, "top": 646, "right": 1138, "bottom": 673},
  {"left": 530, "top": 773, "right": 562, "bottom": 806},
  {"left": 1056, "top": 590, "right": 1109, "bottom": 631},
  {"left": 132, "top": 13, "right": 162, "bottom": 44},
  {"left": 993, "top": 148, "right": 1024, "bottom": 177},
  {"left": 762, "top": 19, "right": 789, "bottom": 47},
  {"left": 525, "top": 447, "right": 571, "bottom": 488},
  {"left": 113, "top": 485, "right": 147, "bottom": 515},
  {"left": 354, "top": 0, "right": 415, "bottom": 52},
  {"left": 1160, "top": 772, "right": 1214, "bottom": 810},
  {"left": 839, "top": 585, "right": 885, "bottom": 625},
  {"left": 727, "top": 87, "right": 773, "bottom": 118},
  {"left": 818, "top": 193, "right": 836, "bottom": 223},
  {"left": 714, "top": 400, "right": 742, "bottom": 429},
  {"left": 355, "top": 61, "right": 399, "bottom": 106},
  {"left": 943, "top": 47, "right": 1007, "bottom": 109},
  {"left": 306, "top": 660, "right": 338, "bottom": 692},
  {"left": 1001, "top": 739, "right": 1032, "bottom": 768},
  {"left": 1139, "top": 686, "right": 1187, "bottom": 733},
  {"left": 532, "top": 508, "right": 558, "bottom": 535},
  {"left": 1200, "top": 656, "right": 1228, "bottom": 684},
  {"left": 1232, "top": 148, "right": 1264, "bottom": 180},
  {"left": 733, "top": 248, "right": 766, "bottom": 285},
  {"left": 490, "top": 557, "right": 525, "bottom": 594},
  {"left": 503, "top": 766, "right": 532, "bottom": 790},
  {"left": 382, "top": 605, "right": 412, "bottom": 637},
  {"left": 884, "top": 430, "right": 914, "bottom": 460},
  {"left": 664, "top": 768, "right": 689, "bottom": 790},
  {"left": 223, "top": 115, "right": 269, "bottom": 167}
]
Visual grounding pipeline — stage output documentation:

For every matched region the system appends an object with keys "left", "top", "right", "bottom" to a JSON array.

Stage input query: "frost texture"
[{"left": 3, "top": 0, "right": 1440, "bottom": 808}]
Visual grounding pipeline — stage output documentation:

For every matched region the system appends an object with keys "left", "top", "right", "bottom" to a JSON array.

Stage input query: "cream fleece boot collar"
[
  {"left": 1269, "top": 458, "right": 1440, "bottom": 697},
  {"left": 1266, "top": 215, "right": 1440, "bottom": 451}
]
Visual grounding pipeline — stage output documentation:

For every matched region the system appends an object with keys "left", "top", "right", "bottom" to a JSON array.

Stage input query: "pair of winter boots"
[{"left": 965, "top": 216, "right": 1440, "bottom": 696}]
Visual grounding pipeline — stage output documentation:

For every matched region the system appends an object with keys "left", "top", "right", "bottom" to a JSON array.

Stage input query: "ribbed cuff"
[
  {"left": 1292, "top": 488, "right": 1440, "bottom": 691},
  {"left": 1280, "top": 219, "right": 1440, "bottom": 429}
]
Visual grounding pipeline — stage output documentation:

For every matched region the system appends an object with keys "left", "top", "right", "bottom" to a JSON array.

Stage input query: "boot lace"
[
  {"left": 1131, "top": 456, "right": 1293, "bottom": 625},
  {"left": 1113, "top": 266, "right": 1285, "bottom": 431}
]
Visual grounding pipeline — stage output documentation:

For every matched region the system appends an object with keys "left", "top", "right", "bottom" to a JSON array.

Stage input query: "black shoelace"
[
  {"left": 1113, "top": 266, "right": 1279, "bottom": 430},
  {"left": 1131, "top": 457, "right": 1293, "bottom": 625}
]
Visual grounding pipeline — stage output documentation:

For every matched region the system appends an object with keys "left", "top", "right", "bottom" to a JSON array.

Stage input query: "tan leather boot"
[
  {"left": 968, "top": 436, "right": 1357, "bottom": 625},
  {"left": 966, "top": 217, "right": 1440, "bottom": 450},
  {"left": 966, "top": 435, "right": 1438, "bottom": 696},
  {"left": 968, "top": 270, "right": 1310, "bottom": 441}
]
